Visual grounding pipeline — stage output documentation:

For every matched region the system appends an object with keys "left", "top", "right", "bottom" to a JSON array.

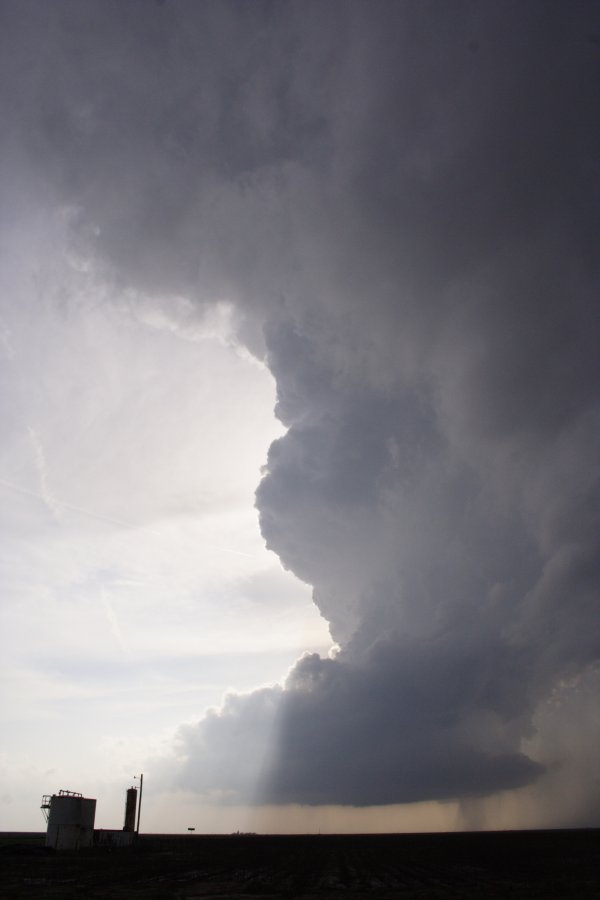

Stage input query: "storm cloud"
[{"left": 2, "top": 1, "right": 599, "bottom": 814}]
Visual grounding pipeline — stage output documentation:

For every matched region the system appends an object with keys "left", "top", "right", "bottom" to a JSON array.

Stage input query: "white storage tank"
[{"left": 41, "top": 789, "right": 96, "bottom": 849}]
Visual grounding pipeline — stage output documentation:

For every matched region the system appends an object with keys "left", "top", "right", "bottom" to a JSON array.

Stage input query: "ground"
[{"left": 1, "top": 830, "right": 599, "bottom": 898}]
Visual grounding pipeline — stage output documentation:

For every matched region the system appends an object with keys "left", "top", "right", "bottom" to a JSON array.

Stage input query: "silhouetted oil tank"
[
  {"left": 41, "top": 789, "right": 96, "bottom": 849},
  {"left": 123, "top": 786, "right": 138, "bottom": 832}
]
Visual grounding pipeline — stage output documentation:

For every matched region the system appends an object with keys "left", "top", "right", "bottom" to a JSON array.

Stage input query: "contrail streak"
[
  {"left": 0, "top": 477, "right": 254, "bottom": 556},
  {"left": 0, "top": 477, "right": 155, "bottom": 532}
]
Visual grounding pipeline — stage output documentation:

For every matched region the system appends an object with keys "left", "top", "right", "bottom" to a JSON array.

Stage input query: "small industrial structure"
[
  {"left": 41, "top": 789, "right": 96, "bottom": 850},
  {"left": 95, "top": 828, "right": 135, "bottom": 848},
  {"left": 123, "top": 785, "right": 138, "bottom": 832},
  {"left": 41, "top": 778, "right": 143, "bottom": 850}
]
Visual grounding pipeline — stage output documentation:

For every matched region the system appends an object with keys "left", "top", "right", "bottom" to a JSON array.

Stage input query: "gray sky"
[{"left": 0, "top": 0, "right": 599, "bottom": 832}]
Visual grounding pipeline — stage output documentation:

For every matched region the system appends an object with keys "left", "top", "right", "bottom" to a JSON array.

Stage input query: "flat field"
[{"left": 1, "top": 829, "right": 598, "bottom": 898}]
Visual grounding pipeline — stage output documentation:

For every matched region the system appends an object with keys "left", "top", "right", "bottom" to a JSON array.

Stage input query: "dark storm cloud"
[
  {"left": 267, "top": 651, "right": 541, "bottom": 805},
  {"left": 2, "top": 1, "right": 599, "bottom": 810}
]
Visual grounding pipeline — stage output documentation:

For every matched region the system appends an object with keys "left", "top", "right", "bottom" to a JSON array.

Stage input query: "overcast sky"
[{"left": 1, "top": 0, "right": 599, "bottom": 834}]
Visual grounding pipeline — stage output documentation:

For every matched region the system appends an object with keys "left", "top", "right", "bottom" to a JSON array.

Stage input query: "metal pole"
[{"left": 136, "top": 773, "right": 143, "bottom": 835}]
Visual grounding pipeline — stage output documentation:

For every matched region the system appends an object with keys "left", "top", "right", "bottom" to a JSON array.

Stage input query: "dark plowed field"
[{"left": 1, "top": 830, "right": 598, "bottom": 898}]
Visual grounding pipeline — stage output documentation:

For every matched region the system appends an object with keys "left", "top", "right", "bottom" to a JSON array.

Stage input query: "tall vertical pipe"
[
  {"left": 136, "top": 773, "right": 143, "bottom": 835},
  {"left": 123, "top": 787, "right": 137, "bottom": 832}
]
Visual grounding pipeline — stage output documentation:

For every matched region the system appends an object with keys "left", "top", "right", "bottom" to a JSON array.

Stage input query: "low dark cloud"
[{"left": 2, "top": 1, "right": 599, "bottom": 814}]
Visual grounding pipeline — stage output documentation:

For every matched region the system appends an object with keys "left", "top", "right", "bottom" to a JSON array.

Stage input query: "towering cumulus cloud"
[{"left": 2, "top": 1, "right": 599, "bottom": 816}]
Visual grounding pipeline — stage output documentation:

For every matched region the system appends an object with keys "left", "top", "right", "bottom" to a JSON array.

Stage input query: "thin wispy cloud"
[{"left": 27, "top": 427, "right": 62, "bottom": 519}]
